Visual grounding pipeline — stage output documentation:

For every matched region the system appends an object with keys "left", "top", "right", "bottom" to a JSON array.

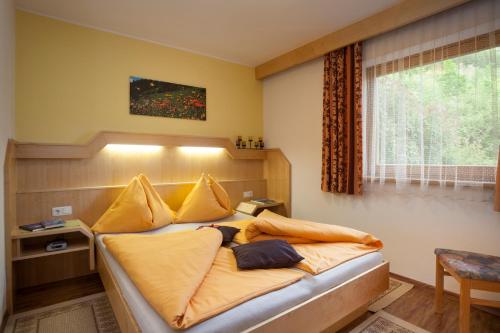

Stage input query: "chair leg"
[
  {"left": 435, "top": 257, "right": 444, "bottom": 313},
  {"left": 459, "top": 279, "right": 471, "bottom": 333}
]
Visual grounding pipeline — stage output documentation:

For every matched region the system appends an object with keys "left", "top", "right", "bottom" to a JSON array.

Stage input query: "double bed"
[
  {"left": 96, "top": 212, "right": 388, "bottom": 333},
  {"left": 5, "top": 132, "right": 389, "bottom": 330}
]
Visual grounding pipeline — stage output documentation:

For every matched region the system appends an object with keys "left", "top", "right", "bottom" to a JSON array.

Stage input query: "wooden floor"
[
  {"left": 12, "top": 273, "right": 500, "bottom": 332},
  {"left": 340, "top": 274, "right": 500, "bottom": 333}
]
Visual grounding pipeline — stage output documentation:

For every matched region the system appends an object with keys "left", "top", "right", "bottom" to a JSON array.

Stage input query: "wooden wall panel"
[
  {"left": 17, "top": 147, "right": 263, "bottom": 192},
  {"left": 264, "top": 150, "right": 291, "bottom": 216},
  {"left": 4, "top": 140, "right": 17, "bottom": 313},
  {"left": 16, "top": 180, "right": 267, "bottom": 226}
]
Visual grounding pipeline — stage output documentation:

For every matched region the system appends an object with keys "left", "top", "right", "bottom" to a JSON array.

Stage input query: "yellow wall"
[{"left": 15, "top": 11, "right": 262, "bottom": 144}]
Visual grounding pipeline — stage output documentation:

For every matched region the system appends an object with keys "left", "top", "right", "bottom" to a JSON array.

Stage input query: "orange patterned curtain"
[{"left": 322, "top": 42, "right": 363, "bottom": 195}]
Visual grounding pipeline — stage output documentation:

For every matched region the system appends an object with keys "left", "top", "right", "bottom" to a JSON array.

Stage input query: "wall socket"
[
  {"left": 243, "top": 190, "right": 253, "bottom": 198},
  {"left": 52, "top": 206, "right": 73, "bottom": 217}
]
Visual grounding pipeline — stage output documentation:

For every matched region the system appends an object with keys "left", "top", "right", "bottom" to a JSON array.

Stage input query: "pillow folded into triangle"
[
  {"left": 92, "top": 174, "right": 175, "bottom": 233},
  {"left": 175, "top": 174, "right": 234, "bottom": 223},
  {"left": 207, "top": 174, "right": 232, "bottom": 211}
]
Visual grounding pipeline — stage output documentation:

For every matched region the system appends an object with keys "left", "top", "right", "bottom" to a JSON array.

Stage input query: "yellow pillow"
[
  {"left": 138, "top": 174, "right": 175, "bottom": 228},
  {"left": 175, "top": 174, "right": 231, "bottom": 223},
  {"left": 91, "top": 176, "right": 153, "bottom": 233},
  {"left": 92, "top": 175, "right": 175, "bottom": 233},
  {"left": 207, "top": 174, "right": 232, "bottom": 211}
]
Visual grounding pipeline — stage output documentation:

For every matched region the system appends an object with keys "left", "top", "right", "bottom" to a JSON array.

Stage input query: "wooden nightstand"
[
  {"left": 236, "top": 200, "right": 287, "bottom": 217},
  {"left": 11, "top": 219, "right": 95, "bottom": 271}
]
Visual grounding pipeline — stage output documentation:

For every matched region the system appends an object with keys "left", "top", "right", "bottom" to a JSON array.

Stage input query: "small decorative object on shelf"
[
  {"left": 45, "top": 238, "right": 68, "bottom": 252},
  {"left": 19, "top": 219, "right": 65, "bottom": 232},
  {"left": 248, "top": 136, "right": 254, "bottom": 149},
  {"left": 234, "top": 136, "right": 264, "bottom": 150},
  {"left": 251, "top": 198, "right": 277, "bottom": 205}
]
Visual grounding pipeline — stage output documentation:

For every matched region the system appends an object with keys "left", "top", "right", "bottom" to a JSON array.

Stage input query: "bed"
[
  {"left": 5, "top": 132, "right": 389, "bottom": 329},
  {"left": 96, "top": 212, "right": 389, "bottom": 333}
]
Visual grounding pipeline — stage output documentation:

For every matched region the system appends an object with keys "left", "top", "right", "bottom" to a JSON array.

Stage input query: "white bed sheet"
[{"left": 96, "top": 212, "right": 384, "bottom": 333}]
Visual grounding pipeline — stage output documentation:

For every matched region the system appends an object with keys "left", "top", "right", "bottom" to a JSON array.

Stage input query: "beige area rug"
[
  {"left": 368, "top": 278, "right": 414, "bottom": 312},
  {"left": 350, "top": 311, "right": 430, "bottom": 333},
  {"left": 5, "top": 293, "right": 120, "bottom": 333}
]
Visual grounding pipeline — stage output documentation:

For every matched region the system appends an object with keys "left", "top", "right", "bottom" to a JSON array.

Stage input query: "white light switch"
[
  {"left": 243, "top": 191, "right": 253, "bottom": 198},
  {"left": 52, "top": 206, "right": 73, "bottom": 217}
]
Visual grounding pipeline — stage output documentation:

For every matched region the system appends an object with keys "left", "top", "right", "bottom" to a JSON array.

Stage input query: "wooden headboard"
[
  {"left": 6, "top": 131, "right": 291, "bottom": 228},
  {"left": 3, "top": 131, "right": 291, "bottom": 309}
]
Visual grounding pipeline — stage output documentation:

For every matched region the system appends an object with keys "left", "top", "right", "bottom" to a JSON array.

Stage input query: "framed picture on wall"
[{"left": 129, "top": 76, "right": 206, "bottom": 120}]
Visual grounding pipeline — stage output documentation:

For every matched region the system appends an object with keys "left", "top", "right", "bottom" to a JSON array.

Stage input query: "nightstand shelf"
[
  {"left": 11, "top": 219, "right": 92, "bottom": 239},
  {"left": 236, "top": 200, "right": 287, "bottom": 216},
  {"left": 11, "top": 219, "right": 95, "bottom": 270},
  {"left": 12, "top": 239, "right": 90, "bottom": 261}
]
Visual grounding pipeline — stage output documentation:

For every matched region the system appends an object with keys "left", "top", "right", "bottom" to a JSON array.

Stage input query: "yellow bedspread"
[
  {"left": 221, "top": 210, "right": 383, "bottom": 275},
  {"left": 103, "top": 228, "right": 304, "bottom": 329}
]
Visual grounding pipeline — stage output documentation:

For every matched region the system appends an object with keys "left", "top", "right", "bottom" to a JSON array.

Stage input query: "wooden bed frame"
[
  {"left": 5, "top": 131, "right": 389, "bottom": 331},
  {"left": 97, "top": 246, "right": 389, "bottom": 333}
]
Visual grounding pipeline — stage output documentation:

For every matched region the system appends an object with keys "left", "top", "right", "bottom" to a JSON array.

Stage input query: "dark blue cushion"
[
  {"left": 216, "top": 226, "right": 241, "bottom": 245},
  {"left": 232, "top": 240, "right": 304, "bottom": 269},
  {"left": 197, "top": 225, "right": 240, "bottom": 245}
]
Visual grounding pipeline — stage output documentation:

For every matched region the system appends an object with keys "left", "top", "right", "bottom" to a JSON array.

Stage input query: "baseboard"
[
  {"left": 0, "top": 310, "right": 8, "bottom": 333},
  {"left": 391, "top": 272, "right": 457, "bottom": 296},
  {"left": 390, "top": 273, "right": 435, "bottom": 289}
]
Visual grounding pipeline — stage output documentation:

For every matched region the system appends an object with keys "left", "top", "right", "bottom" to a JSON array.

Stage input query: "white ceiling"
[{"left": 15, "top": 0, "right": 400, "bottom": 66}]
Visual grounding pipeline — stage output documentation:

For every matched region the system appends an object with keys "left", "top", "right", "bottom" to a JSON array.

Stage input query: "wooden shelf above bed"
[{"left": 13, "top": 131, "right": 278, "bottom": 160}]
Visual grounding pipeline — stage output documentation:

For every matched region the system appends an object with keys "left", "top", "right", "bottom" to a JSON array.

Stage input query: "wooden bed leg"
[
  {"left": 459, "top": 279, "right": 471, "bottom": 333},
  {"left": 434, "top": 257, "right": 444, "bottom": 314}
]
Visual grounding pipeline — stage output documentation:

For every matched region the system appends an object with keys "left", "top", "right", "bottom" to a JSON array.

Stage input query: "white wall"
[
  {"left": 263, "top": 58, "right": 500, "bottom": 295},
  {"left": 0, "top": 0, "right": 15, "bottom": 318}
]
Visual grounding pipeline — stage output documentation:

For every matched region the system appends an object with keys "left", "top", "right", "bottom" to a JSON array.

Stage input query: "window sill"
[{"left": 364, "top": 177, "right": 495, "bottom": 189}]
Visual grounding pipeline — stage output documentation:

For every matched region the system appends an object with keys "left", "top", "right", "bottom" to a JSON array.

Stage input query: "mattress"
[{"left": 96, "top": 212, "right": 384, "bottom": 333}]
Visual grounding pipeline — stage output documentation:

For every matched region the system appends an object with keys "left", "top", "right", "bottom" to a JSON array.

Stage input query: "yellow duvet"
[
  {"left": 220, "top": 210, "right": 383, "bottom": 275},
  {"left": 103, "top": 228, "right": 304, "bottom": 329}
]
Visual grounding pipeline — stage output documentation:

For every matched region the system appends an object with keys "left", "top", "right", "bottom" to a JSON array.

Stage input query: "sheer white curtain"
[{"left": 363, "top": 0, "right": 500, "bottom": 192}]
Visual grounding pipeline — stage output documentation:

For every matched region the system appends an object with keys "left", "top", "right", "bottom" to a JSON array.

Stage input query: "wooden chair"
[{"left": 434, "top": 248, "right": 500, "bottom": 333}]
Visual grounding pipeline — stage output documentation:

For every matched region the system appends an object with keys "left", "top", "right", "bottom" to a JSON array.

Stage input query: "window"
[{"left": 364, "top": 30, "right": 500, "bottom": 187}]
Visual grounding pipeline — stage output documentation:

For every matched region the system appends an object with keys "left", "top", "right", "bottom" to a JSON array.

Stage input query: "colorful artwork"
[{"left": 129, "top": 76, "right": 206, "bottom": 120}]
